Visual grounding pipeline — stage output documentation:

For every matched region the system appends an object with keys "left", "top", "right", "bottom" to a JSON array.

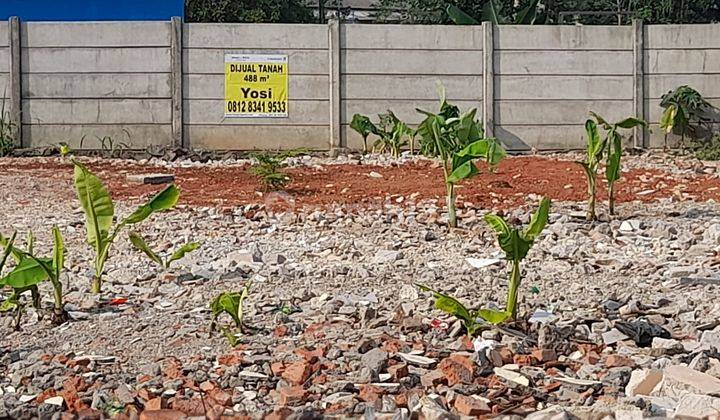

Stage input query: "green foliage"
[
  {"left": 690, "top": 134, "right": 720, "bottom": 161},
  {"left": 415, "top": 85, "right": 506, "bottom": 228},
  {"left": 0, "top": 228, "right": 65, "bottom": 327},
  {"left": 376, "top": 0, "right": 720, "bottom": 25},
  {"left": 0, "top": 95, "right": 17, "bottom": 157},
  {"left": 484, "top": 198, "right": 550, "bottom": 319},
  {"left": 185, "top": 0, "right": 315, "bottom": 23},
  {"left": 210, "top": 283, "right": 252, "bottom": 346},
  {"left": 586, "top": 112, "right": 647, "bottom": 218},
  {"left": 73, "top": 161, "right": 180, "bottom": 293},
  {"left": 447, "top": 0, "right": 539, "bottom": 24},
  {"left": 128, "top": 231, "right": 200, "bottom": 269},
  {"left": 348, "top": 112, "right": 412, "bottom": 157},
  {"left": 373, "top": 111, "right": 412, "bottom": 157},
  {"left": 416, "top": 284, "right": 484, "bottom": 334},
  {"left": 660, "top": 85, "right": 715, "bottom": 150},
  {"left": 350, "top": 114, "right": 377, "bottom": 153},
  {"left": 249, "top": 150, "right": 306, "bottom": 191}
]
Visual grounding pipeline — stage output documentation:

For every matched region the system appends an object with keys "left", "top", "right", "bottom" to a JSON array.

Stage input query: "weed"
[
  {"left": 349, "top": 114, "right": 375, "bottom": 154},
  {"left": 0, "top": 95, "right": 17, "bottom": 157},
  {"left": 249, "top": 149, "right": 305, "bottom": 191}
]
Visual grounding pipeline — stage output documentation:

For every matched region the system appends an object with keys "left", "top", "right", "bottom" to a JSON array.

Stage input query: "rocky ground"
[{"left": 2, "top": 152, "right": 720, "bottom": 419}]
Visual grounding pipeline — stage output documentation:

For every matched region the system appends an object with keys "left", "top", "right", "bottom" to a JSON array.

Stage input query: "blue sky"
[{"left": 0, "top": 0, "right": 184, "bottom": 21}]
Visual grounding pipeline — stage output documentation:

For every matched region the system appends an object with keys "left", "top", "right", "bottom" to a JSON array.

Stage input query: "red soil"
[{"left": 3, "top": 156, "right": 719, "bottom": 211}]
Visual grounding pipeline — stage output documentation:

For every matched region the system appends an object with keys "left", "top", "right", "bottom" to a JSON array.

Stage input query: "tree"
[
  {"left": 371, "top": 0, "right": 720, "bottom": 25},
  {"left": 185, "top": 0, "right": 315, "bottom": 23}
]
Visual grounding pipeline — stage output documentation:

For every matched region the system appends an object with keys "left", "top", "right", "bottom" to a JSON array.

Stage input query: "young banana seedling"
[
  {"left": 416, "top": 284, "right": 483, "bottom": 336},
  {"left": 73, "top": 161, "right": 180, "bottom": 293},
  {"left": 416, "top": 86, "right": 506, "bottom": 228},
  {"left": 128, "top": 232, "right": 200, "bottom": 270},
  {"left": 579, "top": 113, "right": 646, "bottom": 220},
  {"left": 210, "top": 282, "right": 252, "bottom": 346},
  {"left": 590, "top": 113, "right": 647, "bottom": 216},
  {"left": 0, "top": 228, "right": 66, "bottom": 326},
  {"left": 349, "top": 114, "right": 376, "bottom": 154},
  {"left": 483, "top": 198, "right": 551, "bottom": 322}
]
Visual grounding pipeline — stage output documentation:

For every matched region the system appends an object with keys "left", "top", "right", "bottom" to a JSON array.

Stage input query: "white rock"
[
  {"left": 655, "top": 365, "right": 720, "bottom": 397},
  {"left": 397, "top": 353, "right": 436, "bottom": 368},
  {"left": 494, "top": 367, "right": 530, "bottom": 387},
  {"left": 465, "top": 257, "right": 501, "bottom": 269},
  {"left": 701, "top": 330, "right": 720, "bottom": 348},
  {"left": 620, "top": 220, "right": 641, "bottom": 232},
  {"left": 372, "top": 250, "right": 403, "bottom": 264},
  {"left": 651, "top": 337, "right": 684, "bottom": 355},
  {"left": 44, "top": 396, "right": 65, "bottom": 406},
  {"left": 625, "top": 369, "right": 663, "bottom": 397},
  {"left": 19, "top": 395, "right": 37, "bottom": 403},
  {"left": 673, "top": 393, "right": 720, "bottom": 418}
]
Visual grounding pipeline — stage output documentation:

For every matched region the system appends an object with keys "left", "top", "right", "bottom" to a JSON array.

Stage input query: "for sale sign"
[{"left": 224, "top": 54, "right": 288, "bottom": 118}]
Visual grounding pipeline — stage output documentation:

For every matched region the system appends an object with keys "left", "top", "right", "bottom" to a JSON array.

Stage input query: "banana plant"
[
  {"left": 73, "top": 161, "right": 180, "bottom": 293},
  {"left": 589, "top": 112, "right": 647, "bottom": 217},
  {"left": 447, "top": 0, "right": 539, "bottom": 24},
  {"left": 210, "top": 282, "right": 252, "bottom": 346},
  {"left": 659, "top": 85, "right": 713, "bottom": 150},
  {"left": 416, "top": 86, "right": 506, "bottom": 228},
  {"left": 0, "top": 231, "right": 52, "bottom": 328},
  {"left": 484, "top": 197, "right": 550, "bottom": 322},
  {"left": 0, "top": 227, "right": 67, "bottom": 324},
  {"left": 128, "top": 231, "right": 200, "bottom": 270},
  {"left": 349, "top": 114, "right": 376, "bottom": 154},
  {"left": 578, "top": 119, "right": 605, "bottom": 221},
  {"left": 416, "top": 284, "right": 483, "bottom": 335}
]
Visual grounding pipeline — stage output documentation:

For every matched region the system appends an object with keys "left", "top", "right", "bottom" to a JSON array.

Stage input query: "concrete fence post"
[
  {"left": 632, "top": 19, "right": 646, "bottom": 148},
  {"left": 170, "top": 16, "right": 184, "bottom": 149},
  {"left": 482, "top": 22, "right": 495, "bottom": 138},
  {"left": 8, "top": 16, "right": 22, "bottom": 148},
  {"left": 328, "top": 19, "right": 341, "bottom": 155}
]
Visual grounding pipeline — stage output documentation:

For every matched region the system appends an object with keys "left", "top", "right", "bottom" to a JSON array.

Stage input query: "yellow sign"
[{"left": 224, "top": 54, "right": 288, "bottom": 118}]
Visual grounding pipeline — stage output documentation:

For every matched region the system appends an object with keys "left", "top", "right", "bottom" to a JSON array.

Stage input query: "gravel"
[{"left": 2, "top": 153, "right": 720, "bottom": 418}]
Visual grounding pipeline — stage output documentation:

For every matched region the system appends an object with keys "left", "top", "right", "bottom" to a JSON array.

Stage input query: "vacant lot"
[{"left": 1, "top": 153, "right": 720, "bottom": 419}]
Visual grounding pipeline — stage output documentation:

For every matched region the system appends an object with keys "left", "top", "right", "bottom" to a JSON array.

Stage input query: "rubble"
[{"left": 2, "top": 153, "right": 720, "bottom": 418}]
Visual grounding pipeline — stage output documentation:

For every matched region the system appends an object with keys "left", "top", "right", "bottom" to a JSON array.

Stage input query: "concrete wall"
[
  {"left": 494, "top": 26, "right": 635, "bottom": 150},
  {"left": 340, "top": 24, "right": 484, "bottom": 150},
  {"left": 19, "top": 21, "right": 173, "bottom": 149},
  {"left": 645, "top": 25, "right": 720, "bottom": 147},
  {"left": 6, "top": 19, "right": 720, "bottom": 151},
  {"left": 183, "top": 23, "right": 330, "bottom": 150},
  {"left": 0, "top": 21, "right": 9, "bottom": 101}
]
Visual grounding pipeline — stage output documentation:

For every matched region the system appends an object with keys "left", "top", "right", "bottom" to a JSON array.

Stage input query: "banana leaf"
[
  {"left": 128, "top": 232, "right": 164, "bottom": 267},
  {"left": 73, "top": 162, "right": 114, "bottom": 249},
  {"left": 167, "top": 242, "right": 201, "bottom": 267}
]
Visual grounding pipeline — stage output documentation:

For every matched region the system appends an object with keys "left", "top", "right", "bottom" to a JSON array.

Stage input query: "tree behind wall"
[
  {"left": 372, "top": 0, "right": 720, "bottom": 24},
  {"left": 185, "top": 0, "right": 315, "bottom": 23}
]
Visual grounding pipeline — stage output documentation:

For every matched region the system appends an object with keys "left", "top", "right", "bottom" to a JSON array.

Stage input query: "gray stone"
[{"left": 361, "top": 348, "right": 389, "bottom": 372}]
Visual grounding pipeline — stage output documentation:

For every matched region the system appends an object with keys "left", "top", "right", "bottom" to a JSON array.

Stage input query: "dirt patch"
[{"left": 2, "top": 156, "right": 719, "bottom": 210}]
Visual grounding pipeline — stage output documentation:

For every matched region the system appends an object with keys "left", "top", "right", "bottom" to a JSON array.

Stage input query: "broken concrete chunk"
[
  {"left": 656, "top": 365, "right": 720, "bottom": 397},
  {"left": 494, "top": 367, "right": 530, "bottom": 387},
  {"left": 127, "top": 173, "right": 175, "bottom": 185},
  {"left": 625, "top": 369, "right": 663, "bottom": 397},
  {"left": 673, "top": 393, "right": 720, "bottom": 418}
]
